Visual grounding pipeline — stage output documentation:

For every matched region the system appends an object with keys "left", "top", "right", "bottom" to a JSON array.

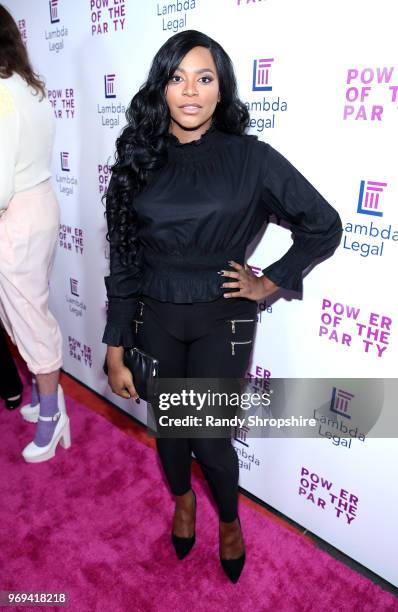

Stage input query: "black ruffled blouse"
[{"left": 102, "top": 124, "right": 343, "bottom": 347}]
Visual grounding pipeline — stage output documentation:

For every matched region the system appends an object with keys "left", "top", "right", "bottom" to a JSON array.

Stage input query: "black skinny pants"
[
  {"left": 134, "top": 293, "right": 258, "bottom": 522},
  {"left": 0, "top": 325, "right": 23, "bottom": 400}
]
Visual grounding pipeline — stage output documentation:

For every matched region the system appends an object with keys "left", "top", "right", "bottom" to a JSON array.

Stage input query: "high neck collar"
[
  {"left": 166, "top": 123, "right": 216, "bottom": 147},
  {"left": 166, "top": 124, "right": 223, "bottom": 161}
]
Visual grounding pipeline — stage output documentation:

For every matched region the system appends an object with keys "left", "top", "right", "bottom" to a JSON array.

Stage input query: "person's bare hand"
[
  {"left": 106, "top": 347, "right": 139, "bottom": 401},
  {"left": 220, "top": 260, "right": 280, "bottom": 300}
]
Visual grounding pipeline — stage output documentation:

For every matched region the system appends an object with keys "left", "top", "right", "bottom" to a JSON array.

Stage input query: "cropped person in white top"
[{"left": 0, "top": 4, "right": 71, "bottom": 462}]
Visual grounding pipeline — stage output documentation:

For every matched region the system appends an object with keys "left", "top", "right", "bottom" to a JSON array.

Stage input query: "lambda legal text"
[{"left": 343, "top": 220, "right": 398, "bottom": 257}]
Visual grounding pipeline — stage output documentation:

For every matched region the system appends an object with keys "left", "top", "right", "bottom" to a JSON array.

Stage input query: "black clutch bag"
[{"left": 103, "top": 346, "right": 159, "bottom": 403}]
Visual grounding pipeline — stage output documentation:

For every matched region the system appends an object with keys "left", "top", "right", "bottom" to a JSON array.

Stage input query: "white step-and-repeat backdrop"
[{"left": 7, "top": 0, "right": 397, "bottom": 587}]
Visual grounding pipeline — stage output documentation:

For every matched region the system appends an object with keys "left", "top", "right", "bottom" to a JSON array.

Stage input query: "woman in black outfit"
[{"left": 102, "top": 30, "right": 342, "bottom": 583}]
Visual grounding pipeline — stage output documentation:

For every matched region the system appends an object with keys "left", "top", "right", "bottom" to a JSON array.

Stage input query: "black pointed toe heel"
[
  {"left": 171, "top": 489, "right": 196, "bottom": 560},
  {"left": 219, "top": 515, "right": 245, "bottom": 583}
]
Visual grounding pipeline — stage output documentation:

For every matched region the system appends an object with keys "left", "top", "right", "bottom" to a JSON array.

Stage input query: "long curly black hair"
[{"left": 104, "top": 29, "right": 250, "bottom": 266}]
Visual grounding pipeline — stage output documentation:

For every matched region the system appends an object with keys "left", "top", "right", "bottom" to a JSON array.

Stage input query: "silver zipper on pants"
[
  {"left": 133, "top": 301, "right": 145, "bottom": 333},
  {"left": 227, "top": 319, "right": 255, "bottom": 355},
  {"left": 229, "top": 319, "right": 255, "bottom": 334},
  {"left": 133, "top": 320, "right": 143, "bottom": 334},
  {"left": 231, "top": 340, "right": 252, "bottom": 356}
]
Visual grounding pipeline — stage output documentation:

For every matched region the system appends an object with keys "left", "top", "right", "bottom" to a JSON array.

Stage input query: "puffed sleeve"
[
  {"left": 259, "top": 142, "right": 343, "bottom": 292},
  {"left": 102, "top": 174, "right": 144, "bottom": 347}
]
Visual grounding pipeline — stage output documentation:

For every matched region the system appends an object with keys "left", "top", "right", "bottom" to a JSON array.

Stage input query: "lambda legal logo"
[
  {"left": 357, "top": 179, "right": 387, "bottom": 217},
  {"left": 60, "top": 151, "right": 69, "bottom": 171},
  {"left": 104, "top": 74, "right": 116, "bottom": 98},
  {"left": 234, "top": 424, "right": 250, "bottom": 447},
  {"left": 49, "top": 0, "right": 60, "bottom": 24},
  {"left": 252, "top": 58, "right": 274, "bottom": 91},
  {"left": 233, "top": 426, "right": 261, "bottom": 471},
  {"left": 70, "top": 278, "right": 79, "bottom": 297},
  {"left": 330, "top": 387, "right": 354, "bottom": 420}
]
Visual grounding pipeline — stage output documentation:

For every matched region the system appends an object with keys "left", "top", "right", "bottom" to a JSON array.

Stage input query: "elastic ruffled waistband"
[
  {"left": 144, "top": 248, "right": 246, "bottom": 271},
  {"left": 140, "top": 270, "right": 225, "bottom": 303},
  {"left": 141, "top": 248, "right": 248, "bottom": 303}
]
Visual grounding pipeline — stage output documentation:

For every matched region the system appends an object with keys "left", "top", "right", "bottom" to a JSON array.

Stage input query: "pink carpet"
[{"left": 1, "top": 376, "right": 397, "bottom": 612}]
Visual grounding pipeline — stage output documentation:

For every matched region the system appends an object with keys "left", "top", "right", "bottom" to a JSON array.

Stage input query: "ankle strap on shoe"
[{"left": 38, "top": 411, "right": 61, "bottom": 422}]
